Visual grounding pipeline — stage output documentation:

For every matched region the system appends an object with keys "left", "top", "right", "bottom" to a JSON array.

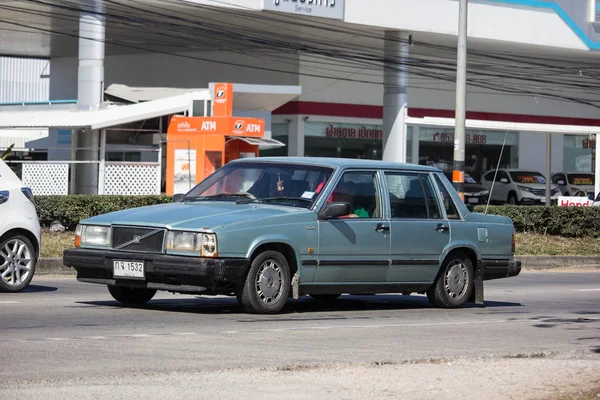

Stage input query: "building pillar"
[
  {"left": 76, "top": 0, "right": 105, "bottom": 194},
  {"left": 382, "top": 31, "right": 409, "bottom": 163},
  {"left": 287, "top": 116, "right": 305, "bottom": 157},
  {"left": 595, "top": 134, "right": 600, "bottom": 198}
]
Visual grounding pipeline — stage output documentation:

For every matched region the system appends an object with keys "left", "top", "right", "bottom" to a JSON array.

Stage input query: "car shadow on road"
[
  {"left": 20, "top": 284, "right": 58, "bottom": 293},
  {"left": 74, "top": 294, "right": 523, "bottom": 316}
]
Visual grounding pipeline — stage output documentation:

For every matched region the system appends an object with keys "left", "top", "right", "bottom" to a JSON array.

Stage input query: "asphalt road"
[{"left": 1, "top": 271, "right": 599, "bottom": 399}]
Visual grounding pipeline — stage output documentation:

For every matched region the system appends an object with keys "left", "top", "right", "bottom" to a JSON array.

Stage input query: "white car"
[
  {"left": 0, "top": 159, "right": 41, "bottom": 292},
  {"left": 551, "top": 172, "right": 595, "bottom": 197},
  {"left": 481, "top": 168, "right": 561, "bottom": 205}
]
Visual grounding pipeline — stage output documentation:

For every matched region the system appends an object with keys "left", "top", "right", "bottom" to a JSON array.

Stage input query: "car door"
[
  {"left": 316, "top": 170, "right": 390, "bottom": 283},
  {"left": 384, "top": 171, "right": 450, "bottom": 283}
]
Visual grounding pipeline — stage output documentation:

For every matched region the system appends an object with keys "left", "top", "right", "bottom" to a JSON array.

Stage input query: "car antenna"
[{"left": 484, "top": 129, "right": 509, "bottom": 214}]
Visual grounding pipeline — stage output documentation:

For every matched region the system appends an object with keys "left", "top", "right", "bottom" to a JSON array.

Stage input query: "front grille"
[
  {"left": 530, "top": 189, "right": 545, "bottom": 196},
  {"left": 111, "top": 226, "right": 165, "bottom": 253}
]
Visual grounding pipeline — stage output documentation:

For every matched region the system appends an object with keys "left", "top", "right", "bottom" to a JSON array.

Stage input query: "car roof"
[{"left": 228, "top": 157, "right": 441, "bottom": 172}]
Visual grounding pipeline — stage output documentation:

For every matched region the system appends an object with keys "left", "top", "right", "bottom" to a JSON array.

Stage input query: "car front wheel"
[
  {"left": 0, "top": 235, "right": 37, "bottom": 292},
  {"left": 240, "top": 250, "right": 290, "bottom": 314},
  {"left": 427, "top": 252, "right": 474, "bottom": 308}
]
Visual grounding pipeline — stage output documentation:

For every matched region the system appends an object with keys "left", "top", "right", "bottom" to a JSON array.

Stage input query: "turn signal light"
[
  {"left": 511, "top": 230, "right": 516, "bottom": 254},
  {"left": 74, "top": 235, "right": 81, "bottom": 248}
]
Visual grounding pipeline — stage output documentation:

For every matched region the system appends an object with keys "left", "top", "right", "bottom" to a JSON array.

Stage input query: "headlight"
[
  {"left": 75, "top": 224, "right": 111, "bottom": 247},
  {"left": 517, "top": 185, "right": 532, "bottom": 193},
  {"left": 201, "top": 233, "right": 218, "bottom": 257},
  {"left": 166, "top": 231, "right": 218, "bottom": 257}
]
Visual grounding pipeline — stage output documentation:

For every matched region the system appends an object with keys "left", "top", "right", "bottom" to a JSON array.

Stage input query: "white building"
[{"left": 1, "top": 0, "right": 600, "bottom": 195}]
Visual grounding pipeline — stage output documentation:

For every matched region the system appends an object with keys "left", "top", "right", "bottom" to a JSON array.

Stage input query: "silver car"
[{"left": 551, "top": 172, "right": 595, "bottom": 197}]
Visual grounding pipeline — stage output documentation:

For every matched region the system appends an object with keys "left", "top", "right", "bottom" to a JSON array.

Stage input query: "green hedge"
[
  {"left": 472, "top": 205, "right": 600, "bottom": 238},
  {"left": 32, "top": 196, "right": 600, "bottom": 238},
  {"left": 35, "top": 195, "right": 172, "bottom": 230}
]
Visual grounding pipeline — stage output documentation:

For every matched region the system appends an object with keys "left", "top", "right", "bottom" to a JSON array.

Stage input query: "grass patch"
[
  {"left": 515, "top": 232, "right": 600, "bottom": 256},
  {"left": 38, "top": 230, "right": 600, "bottom": 258},
  {"left": 41, "top": 230, "right": 75, "bottom": 259}
]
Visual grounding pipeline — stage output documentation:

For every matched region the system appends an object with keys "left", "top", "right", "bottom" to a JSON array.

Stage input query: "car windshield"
[
  {"left": 183, "top": 162, "right": 335, "bottom": 208},
  {"left": 510, "top": 171, "right": 546, "bottom": 184},
  {"left": 567, "top": 173, "right": 594, "bottom": 186}
]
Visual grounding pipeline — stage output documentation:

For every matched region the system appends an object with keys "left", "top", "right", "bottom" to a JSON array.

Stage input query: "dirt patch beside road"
[{"left": 2, "top": 352, "right": 599, "bottom": 400}]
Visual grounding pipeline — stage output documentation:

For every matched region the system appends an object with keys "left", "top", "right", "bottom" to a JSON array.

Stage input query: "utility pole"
[{"left": 453, "top": 0, "right": 468, "bottom": 201}]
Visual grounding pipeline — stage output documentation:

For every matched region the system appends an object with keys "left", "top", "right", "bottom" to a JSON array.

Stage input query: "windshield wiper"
[
  {"left": 237, "top": 196, "right": 312, "bottom": 205},
  {"left": 186, "top": 193, "right": 256, "bottom": 201}
]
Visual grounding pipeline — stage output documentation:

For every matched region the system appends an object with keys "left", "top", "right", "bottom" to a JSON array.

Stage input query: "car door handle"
[
  {"left": 435, "top": 223, "right": 449, "bottom": 233},
  {"left": 375, "top": 223, "right": 390, "bottom": 233}
]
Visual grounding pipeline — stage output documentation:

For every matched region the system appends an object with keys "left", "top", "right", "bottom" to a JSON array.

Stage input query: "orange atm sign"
[{"left": 170, "top": 116, "right": 265, "bottom": 137}]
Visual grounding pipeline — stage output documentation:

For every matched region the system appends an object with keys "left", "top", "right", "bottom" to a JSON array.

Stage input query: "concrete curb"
[{"left": 36, "top": 256, "right": 600, "bottom": 276}]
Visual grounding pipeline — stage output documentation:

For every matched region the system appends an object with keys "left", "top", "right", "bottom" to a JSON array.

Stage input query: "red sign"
[
  {"left": 558, "top": 196, "right": 592, "bottom": 207},
  {"left": 432, "top": 132, "right": 487, "bottom": 144},
  {"left": 582, "top": 138, "right": 596, "bottom": 149},
  {"left": 325, "top": 125, "right": 383, "bottom": 140}
]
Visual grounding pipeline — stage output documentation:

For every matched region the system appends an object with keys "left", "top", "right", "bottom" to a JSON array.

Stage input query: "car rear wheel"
[
  {"left": 507, "top": 193, "right": 518, "bottom": 205},
  {"left": 107, "top": 286, "right": 157, "bottom": 305},
  {"left": 0, "top": 235, "right": 36, "bottom": 292},
  {"left": 240, "top": 250, "right": 290, "bottom": 314},
  {"left": 427, "top": 252, "right": 474, "bottom": 308}
]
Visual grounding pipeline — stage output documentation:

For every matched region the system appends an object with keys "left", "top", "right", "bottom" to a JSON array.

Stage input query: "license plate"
[
  {"left": 113, "top": 260, "right": 145, "bottom": 279},
  {"left": 468, "top": 197, "right": 479, "bottom": 204},
  {"left": 540, "top": 197, "right": 546, "bottom": 203}
]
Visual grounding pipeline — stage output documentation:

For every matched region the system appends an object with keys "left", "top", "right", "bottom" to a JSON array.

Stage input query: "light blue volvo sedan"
[{"left": 63, "top": 157, "right": 521, "bottom": 314}]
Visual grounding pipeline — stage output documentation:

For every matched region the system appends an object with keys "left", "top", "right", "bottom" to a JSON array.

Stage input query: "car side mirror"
[
  {"left": 172, "top": 193, "right": 185, "bottom": 203},
  {"left": 557, "top": 180, "right": 565, "bottom": 185},
  {"left": 319, "top": 202, "right": 352, "bottom": 220},
  {"left": 500, "top": 178, "right": 508, "bottom": 184}
]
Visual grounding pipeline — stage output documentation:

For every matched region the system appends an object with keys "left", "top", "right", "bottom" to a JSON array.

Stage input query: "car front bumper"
[
  {"left": 63, "top": 248, "right": 249, "bottom": 293},
  {"left": 482, "top": 258, "right": 522, "bottom": 281}
]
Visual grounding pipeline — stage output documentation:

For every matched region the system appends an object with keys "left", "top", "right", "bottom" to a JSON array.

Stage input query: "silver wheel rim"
[
  {"left": 0, "top": 239, "right": 33, "bottom": 287},
  {"left": 444, "top": 260, "right": 468, "bottom": 300},
  {"left": 255, "top": 259, "right": 283, "bottom": 304}
]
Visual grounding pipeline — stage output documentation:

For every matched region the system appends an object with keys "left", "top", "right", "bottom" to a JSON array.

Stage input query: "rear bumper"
[
  {"left": 63, "top": 248, "right": 249, "bottom": 293},
  {"left": 482, "top": 258, "right": 522, "bottom": 281}
]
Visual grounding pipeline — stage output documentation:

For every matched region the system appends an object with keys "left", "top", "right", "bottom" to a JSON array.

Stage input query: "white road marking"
[
  {"left": 45, "top": 337, "right": 71, "bottom": 341},
  {"left": 573, "top": 288, "right": 600, "bottom": 291},
  {"left": 0, "top": 301, "right": 19, "bottom": 304},
  {"left": 173, "top": 332, "right": 197, "bottom": 336}
]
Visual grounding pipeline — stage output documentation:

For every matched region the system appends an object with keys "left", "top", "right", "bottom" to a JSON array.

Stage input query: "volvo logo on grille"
[{"left": 132, "top": 235, "right": 141, "bottom": 244}]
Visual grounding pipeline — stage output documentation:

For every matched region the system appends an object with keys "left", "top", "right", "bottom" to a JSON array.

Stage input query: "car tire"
[
  {"left": 240, "top": 250, "right": 290, "bottom": 314},
  {"left": 427, "top": 252, "right": 474, "bottom": 309},
  {"left": 310, "top": 294, "right": 341, "bottom": 302},
  {"left": 0, "top": 235, "right": 37, "bottom": 293},
  {"left": 107, "top": 285, "right": 157, "bottom": 305},
  {"left": 507, "top": 193, "right": 519, "bottom": 205}
]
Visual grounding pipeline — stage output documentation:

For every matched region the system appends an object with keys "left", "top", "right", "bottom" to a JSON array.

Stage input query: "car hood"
[{"left": 82, "top": 201, "right": 314, "bottom": 231}]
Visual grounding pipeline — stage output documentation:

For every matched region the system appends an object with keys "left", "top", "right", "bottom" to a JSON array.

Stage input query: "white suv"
[
  {"left": 481, "top": 168, "right": 561, "bottom": 205},
  {"left": 0, "top": 159, "right": 41, "bottom": 292}
]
